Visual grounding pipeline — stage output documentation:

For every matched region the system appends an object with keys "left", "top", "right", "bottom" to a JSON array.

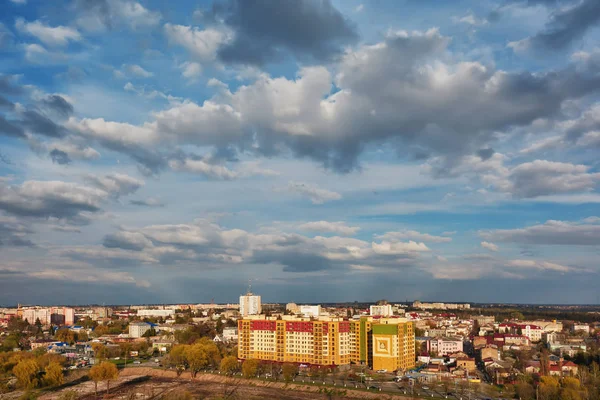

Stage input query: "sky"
[{"left": 1, "top": 0, "right": 600, "bottom": 306}]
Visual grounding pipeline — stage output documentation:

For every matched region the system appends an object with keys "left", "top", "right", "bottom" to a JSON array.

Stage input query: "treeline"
[
  {"left": 515, "top": 374, "right": 600, "bottom": 400},
  {"left": 0, "top": 350, "right": 67, "bottom": 393}
]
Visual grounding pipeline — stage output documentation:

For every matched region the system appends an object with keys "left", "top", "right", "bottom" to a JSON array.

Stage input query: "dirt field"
[{"left": 27, "top": 368, "right": 412, "bottom": 400}]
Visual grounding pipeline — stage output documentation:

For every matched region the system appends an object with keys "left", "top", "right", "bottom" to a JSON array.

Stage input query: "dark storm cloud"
[
  {"left": 40, "top": 95, "right": 74, "bottom": 118},
  {"left": 0, "top": 217, "right": 35, "bottom": 247},
  {"left": 49, "top": 149, "right": 72, "bottom": 165},
  {"left": 0, "top": 115, "right": 25, "bottom": 138},
  {"left": 0, "top": 75, "right": 23, "bottom": 95},
  {"left": 19, "top": 110, "right": 66, "bottom": 138},
  {"left": 521, "top": 0, "right": 600, "bottom": 50},
  {"left": 129, "top": 198, "right": 165, "bottom": 207},
  {"left": 477, "top": 148, "right": 495, "bottom": 160},
  {"left": 0, "top": 96, "right": 13, "bottom": 109},
  {"left": 212, "top": 0, "right": 358, "bottom": 65},
  {"left": 251, "top": 249, "right": 334, "bottom": 272}
]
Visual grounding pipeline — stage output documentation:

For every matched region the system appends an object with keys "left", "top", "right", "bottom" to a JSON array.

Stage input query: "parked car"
[
  {"left": 133, "top": 360, "right": 141, "bottom": 364},
  {"left": 376, "top": 369, "right": 387, "bottom": 373}
]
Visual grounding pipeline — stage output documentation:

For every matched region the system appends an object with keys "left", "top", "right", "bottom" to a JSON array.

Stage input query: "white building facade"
[{"left": 240, "top": 294, "right": 262, "bottom": 316}]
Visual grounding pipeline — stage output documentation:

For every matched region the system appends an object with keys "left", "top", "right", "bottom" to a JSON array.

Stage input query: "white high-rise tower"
[{"left": 239, "top": 281, "right": 261, "bottom": 316}]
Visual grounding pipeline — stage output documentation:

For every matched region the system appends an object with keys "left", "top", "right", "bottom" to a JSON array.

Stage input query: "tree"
[
  {"left": 89, "top": 361, "right": 118, "bottom": 396},
  {"left": 561, "top": 377, "right": 582, "bottom": 400},
  {"left": 220, "top": 356, "right": 238, "bottom": 376},
  {"left": 242, "top": 359, "right": 259, "bottom": 378},
  {"left": 142, "top": 328, "right": 156, "bottom": 337},
  {"left": 103, "top": 362, "right": 118, "bottom": 394},
  {"left": 91, "top": 343, "right": 107, "bottom": 361},
  {"left": 539, "top": 376, "right": 560, "bottom": 400},
  {"left": 13, "top": 359, "right": 39, "bottom": 389},
  {"left": 44, "top": 361, "right": 64, "bottom": 387},
  {"left": 165, "top": 345, "right": 188, "bottom": 376},
  {"left": 55, "top": 328, "right": 75, "bottom": 344},
  {"left": 89, "top": 363, "right": 103, "bottom": 397},
  {"left": 282, "top": 363, "right": 298, "bottom": 382},
  {"left": 185, "top": 343, "right": 210, "bottom": 378}
]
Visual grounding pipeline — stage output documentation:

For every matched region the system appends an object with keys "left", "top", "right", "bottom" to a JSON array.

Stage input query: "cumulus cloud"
[
  {"left": 508, "top": 160, "right": 600, "bottom": 198},
  {"left": 89, "top": 219, "right": 433, "bottom": 273},
  {"left": 375, "top": 230, "right": 452, "bottom": 243},
  {"left": 480, "top": 218, "right": 600, "bottom": 245},
  {"left": 0, "top": 180, "right": 106, "bottom": 222},
  {"left": 426, "top": 154, "right": 600, "bottom": 198},
  {"left": 299, "top": 221, "right": 360, "bottom": 236},
  {"left": 481, "top": 241, "right": 499, "bottom": 251},
  {"left": 64, "top": 33, "right": 600, "bottom": 173},
  {"left": 15, "top": 19, "right": 82, "bottom": 47},
  {"left": 285, "top": 181, "right": 342, "bottom": 204},
  {"left": 371, "top": 240, "right": 430, "bottom": 255},
  {"left": 210, "top": 0, "right": 358, "bottom": 65}
]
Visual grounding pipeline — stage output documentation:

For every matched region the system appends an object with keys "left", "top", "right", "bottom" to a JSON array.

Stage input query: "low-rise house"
[
  {"left": 455, "top": 357, "right": 476, "bottom": 372},
  {"left": 427, "top": 337, "right": 464, "bottom": 356},
  {"left": 222, "top": 327, "right": 238, "bottom": 342},
  {"left": 480, "top": 345, "right": 501, "bottom": 361}
]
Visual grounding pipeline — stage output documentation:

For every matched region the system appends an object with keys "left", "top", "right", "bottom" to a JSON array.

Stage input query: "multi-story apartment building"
[
  {"left": 238, "top": 316, "right": 415, "bottom": 372},
  {"left": 239, "top": 293, "right": 262, "bottom": 316},
  {"left": 22, "top": 308, "right": 51, "bottom": 325},
  {"left": 129, "top": 322, "right": 152, "bottom": 338},
  {"left": 137, "top": 309, "right": 175, "bottom": 318},
  {"left": 369, "top": 304, "right": 393, "bottom": 317},
  {"left": 238, "top": 316, "right": 351, "bottom": 366}
]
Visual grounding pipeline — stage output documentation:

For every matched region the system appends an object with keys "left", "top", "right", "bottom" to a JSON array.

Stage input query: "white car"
[
  {"left": 133, "top": 360, "right": 141, "bottom": 364},
  {"left": 376, "top": 369, "right": 387, "bottom": 373}
]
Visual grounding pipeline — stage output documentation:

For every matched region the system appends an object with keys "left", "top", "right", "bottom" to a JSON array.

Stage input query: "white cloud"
[
  {"left": 285, "top": 181, "right": 342, "bottom": 204},
  {"left": 299, "top": 221, "right": 360, "bottom": 236},
  {"left": 15, "top": 19, "right": 81, "bottom": 47},
  {"left": 84, "top": 173, "right": 144, "bottom": 197},
  {"left": 164, "top": 23, "right": 231, "bottom": 61},
  {"left": 23, "top": 43, "right": 67, "bottom": 64},
  {"left": 179, "top": 61, "right": 202, "bottom": 82},
  {"left": 169, "top": 158, "right": 278, "bottom": 180},
  {"left": 124, "top": 64, "right": 153, "bottom": 78},
  {"left": 506, "top": 259, "right": 571, "bottom": 272},
  {"left": 371, "top": 240, "right": 430, "bottom": 255},
  {"left": 480, "top": 241, "right": 499, "bottom": 252},
  {"left": 355, "top": 4, "right": 364, "bottom": 12}
]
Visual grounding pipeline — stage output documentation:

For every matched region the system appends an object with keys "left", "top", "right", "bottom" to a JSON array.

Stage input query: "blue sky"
[{"left": 1, "top": 0, "right": 600, "bottom": 305}]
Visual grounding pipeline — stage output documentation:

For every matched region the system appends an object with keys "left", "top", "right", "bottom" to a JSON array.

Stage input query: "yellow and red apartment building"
[{"left": 238, "top": 316, "right": 415, "bottom": 371}]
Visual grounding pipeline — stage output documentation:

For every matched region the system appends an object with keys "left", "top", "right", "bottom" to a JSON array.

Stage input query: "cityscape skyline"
[{"left": 2, "top": 0, "right": 600, "bottom": 305}]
